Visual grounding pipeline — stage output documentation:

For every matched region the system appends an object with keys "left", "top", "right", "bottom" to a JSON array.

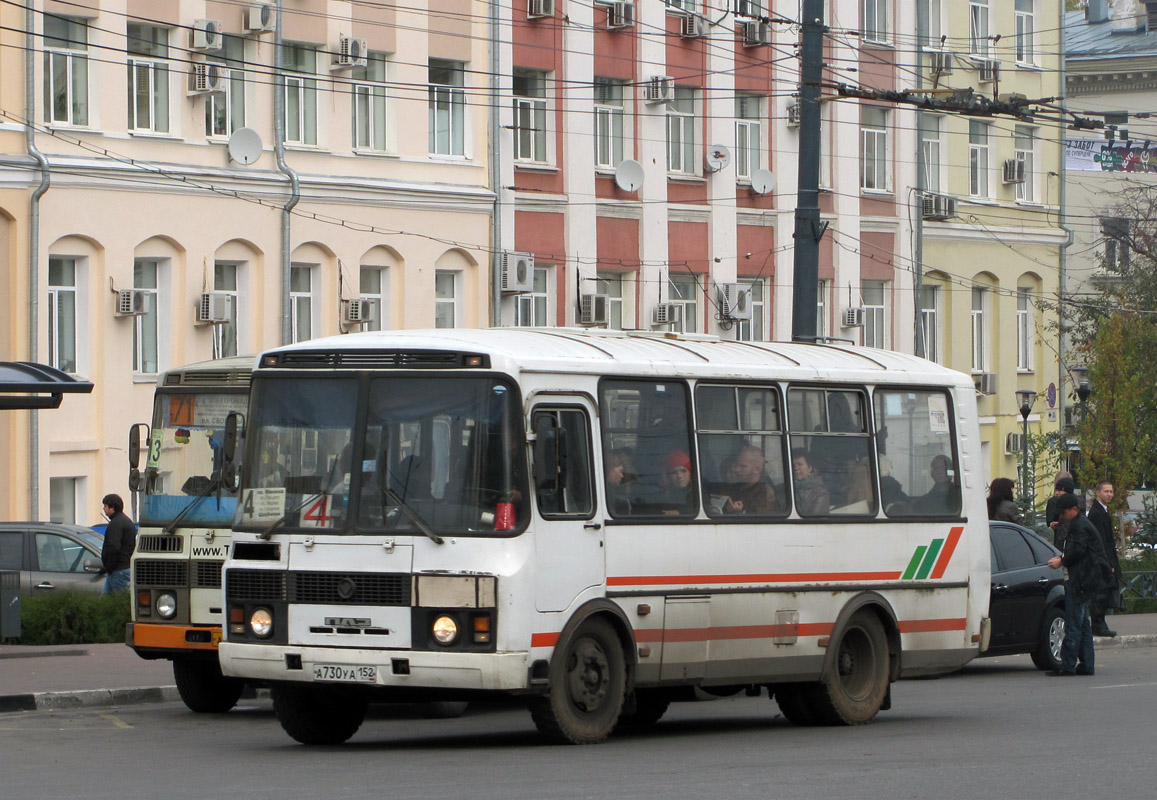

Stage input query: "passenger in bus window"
[
  {"left": 605, "top": 449, "right": 637, "bottom": 516},
  {"left": 719, "top": 445, "right": 779, "bottom": 515},
  {"left": 658, "top": 450, "right": 695, "bottom": 513},
  {"left": 791, "top": 449, "right": 830, "bottom": 515},
  {"left": 916, "top": 454, "right": 961, "bottom": 515}
]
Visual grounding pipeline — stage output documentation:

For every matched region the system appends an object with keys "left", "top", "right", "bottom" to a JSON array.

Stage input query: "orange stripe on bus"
[
  {"left": 607, "top": 571, "right": 902, "bottom": 587},
  {"left": 131, "top": 624, "right": 219, "bottom": 651},
  {"left": 898, "top": 618, "right": 967, "bottom": 633},
  {"left": 930, "top": 526, "right": 965, "bottom": 579},
  {"left": 531, "top": 632, "right": 560, "bottom": 648}
]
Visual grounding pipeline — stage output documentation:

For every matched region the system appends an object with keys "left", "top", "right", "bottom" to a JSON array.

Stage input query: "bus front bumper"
[{"left": 126, "top": 623, "right": 222, "bottom": 659}]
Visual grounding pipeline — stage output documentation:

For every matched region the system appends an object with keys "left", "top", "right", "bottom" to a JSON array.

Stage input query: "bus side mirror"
[
  {"left": 532, "top": 414, "right": 558, "bottom": 492},
  {"left": 221, "top": 412, "right": 243, "bottom": 490},
  {"left": 127, "top": 423, "right": 148, "bottom": 491}
]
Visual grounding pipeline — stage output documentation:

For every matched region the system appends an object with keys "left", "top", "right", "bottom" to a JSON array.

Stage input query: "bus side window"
[
  {"left": 532, "top": 408, "right": 594, "bottom": 518},
  {"left": 787, "top": 387, "right": 877, "bottom": 517},
  {"left": 873, "top": 389, "right": 960, "bottom": 518}
]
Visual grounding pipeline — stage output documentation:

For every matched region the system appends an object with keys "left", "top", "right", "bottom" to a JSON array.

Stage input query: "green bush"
[{"left": 8, "top": 590, "right": 131, "bottom": 645}]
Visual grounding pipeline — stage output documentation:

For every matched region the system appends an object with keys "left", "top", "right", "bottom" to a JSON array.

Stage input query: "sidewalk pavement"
[{"left": 4, "top": 613, "right": 1157, "bottom": 714}]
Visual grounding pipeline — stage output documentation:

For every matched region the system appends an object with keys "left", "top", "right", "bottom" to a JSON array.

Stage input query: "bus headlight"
[
  {"left": 432, "top": 615, "right": 458, "bottom": 645},
  {"left": 156, "top": 593, "right": 177, "bottom": 620},
  {"left": 249, "top": 608, "right": 274, "bottom": 638}
]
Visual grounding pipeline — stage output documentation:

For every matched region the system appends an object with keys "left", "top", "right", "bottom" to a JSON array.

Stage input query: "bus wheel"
[
  {"left": 425, "top": 701, "right": 469, "bottom": 719},
  {"left": 771, "top": 685, "right": 820, "bottom": 726},
  {"left": 173, "top": 658, "right": 244, "bottom": 714},
  {"left": 810, "top": 610, "right": 890, "bottom": 725},
  {"left": 615, "top": 689, "right": 671, "bottom": 731},
  {"left": 530, "top": 617, "right": 626, "bottom": 744},
  {"left": 272, "top": 685, "right": 368, "bottom": 745}
]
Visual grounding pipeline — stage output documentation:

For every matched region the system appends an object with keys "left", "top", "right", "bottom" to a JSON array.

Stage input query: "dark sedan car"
[
  {"left": 0, "top": 522, "right": 105, "bottom": 595},
  {"left": 984, "top": 521, "right": 1066, "bottom": 671}
]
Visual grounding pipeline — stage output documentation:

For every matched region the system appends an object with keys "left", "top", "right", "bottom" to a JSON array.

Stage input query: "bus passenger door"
[{"left": 531, "top": 401, "right": 605, "bottom": 613}]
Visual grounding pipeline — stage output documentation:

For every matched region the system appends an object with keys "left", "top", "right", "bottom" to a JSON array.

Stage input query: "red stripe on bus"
[
  {"left": 930, "top": 526, "right": 965, "bottom": 579},
  {"left": 531, "top": 632, "right": 560, "bottom": 648},
  {"left": 636, "top": 623, "right": 837, "bottom": 643},
  {"left": 898, "top": 618, "right": 967, "bottom": 633},
  {"left": 607, "top": 572, "right": 902, "bottom": 587}
]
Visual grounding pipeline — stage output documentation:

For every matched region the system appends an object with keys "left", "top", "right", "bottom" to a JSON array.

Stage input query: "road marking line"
[
  {"left": 98, "top": 712, "right": 131, "bottom": 729},
  {"left": 1091, "top": 682, "right": 1157, "bottom": 690}
]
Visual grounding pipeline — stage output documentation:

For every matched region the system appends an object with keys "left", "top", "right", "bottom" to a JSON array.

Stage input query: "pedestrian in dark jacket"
[
  {"left": 1088, "top": 481, "right": 1122, "bottom": 636},
  {"left": 986, "top": 477, "right": 1022, "bottom": 523},
  {"left": 1046, "top": 476, "right": 1078, "bottom": 550},
  {"left": 100, "top": 493, "right": 136, "bottom": 594},
  {"left": 1047, "top": 493, "right": 1113, "bottom": 676}
]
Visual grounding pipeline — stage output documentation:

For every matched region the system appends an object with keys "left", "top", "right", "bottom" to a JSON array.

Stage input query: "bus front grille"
[
  {"left": 194, "top": 561, "right": 223, "bottom": 588},
  {"left": 289, "top": 571, "right": 411, "bottom": 606},
  {"left": 135, "top": 560, "right": 189, "bottom": 588},
  {"left": 227, "top": 569, "right": 287, "bottom": 601},
  {"left": 136, "top": 535, "right": 182, "bottom": 554}
]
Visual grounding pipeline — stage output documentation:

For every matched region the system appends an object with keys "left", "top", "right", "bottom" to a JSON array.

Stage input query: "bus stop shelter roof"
[{"left": 0, "top": 362, "right": 94, "bottom": 410}]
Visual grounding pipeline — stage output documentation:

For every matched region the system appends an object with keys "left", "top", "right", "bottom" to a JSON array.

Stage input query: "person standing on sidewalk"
[
  {"left": 1047, "top": 493, "right": 1113, "bottom": 677},
  {"left": 1088, "top": 481, "right": 1122, "bottom": 637},
  {"left": 100, "top": 494, "right": 136, "bottom": 594}
]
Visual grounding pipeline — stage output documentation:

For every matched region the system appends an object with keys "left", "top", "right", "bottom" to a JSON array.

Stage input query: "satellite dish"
[
  {"left": 228, "top": 127, "right": 263, "bottom": 165},
  {"left": 705, "top": 144, "right": 731, "bottom": 173},
  {"left": 750, "top": 168, "right": 776, "bottom": 195},
  {"left": 614, "top": 159, "right": 644, "bottom": 193}
]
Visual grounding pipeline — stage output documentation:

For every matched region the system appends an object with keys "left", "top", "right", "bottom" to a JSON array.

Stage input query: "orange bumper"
[{"left": 129, "top": 623, "right": 222, "bottom": 653}]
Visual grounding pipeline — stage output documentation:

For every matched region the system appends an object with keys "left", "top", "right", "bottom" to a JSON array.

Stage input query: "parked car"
[
  {"left": 0, "top": 522, "right": 105, "bottom": 595},
  {"left": 984, "top": 521, "right": 1066, "bottom": 671}
]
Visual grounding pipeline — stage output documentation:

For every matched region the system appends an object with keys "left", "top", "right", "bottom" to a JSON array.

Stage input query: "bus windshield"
[
  {"left": 238, "top": 375, "right": 527, "bottom": 536},
  {"left": 142, "top": 391, "right": 248, "bottom": 527}
]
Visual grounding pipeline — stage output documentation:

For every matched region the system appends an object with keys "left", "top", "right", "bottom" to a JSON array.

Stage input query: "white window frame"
[
  {"left": 969, "top": 121, "right": 990, "bottom": 199},
  {"left": 132, "top": 258, "right": 160, "bottom": 375},
  {"left": 515, "top": 266, "right": 552, "bottom": 327},
  {"left": 596, "top": 271, "right": 630, "bottom": 330},
  {"left": 969, "top": 0, "right": 989, "bottom": 57},
  {"left": 918, "top": 0, "right": 943, "bottom": 48},
  {"left": 665, "top": 0, "right": 697, "bottom": 13},
  {"left": 1016, "top": 287, "right": 1034, "bottom": 371},
  {"left": 435, "top": 269, "right": 461, "bottom": 328},
  {"left": 1101, "top": 217, "right": 1131, "bottom": 273},
  {"left": 595, "top": 78, "right": 625, "bottom": 170},
  {"left": 819, "top": 101, "right": 832, "bottom": 189},
  {"left": 666, "top": 87, "right": 697, "bottom": 176},
  {"left": 49, "top": 476, "right": 82, "bottom": 525},
  {"left": 861, "top": 105, "right": 889, "bottom": 192},
  {"left": 971, "top": 286, "right": 988, "bottom": 373},
  {"left": 668, "top": 273, "right": 700, "bottom": 333},
  {"left": 513, "top": 69, "right": 549, "bottom": 164},
  {"left": 429, "top": 60, "right": 466, "bottom": 157},
  {"left": 1015, "top": 124, "right": 1036, "bottom": 203},
  {"left": 283, "top": 45, "right": 318, "bottom": 146},
  {"left": 1015, "top": 0, "right": 1035, "bottom": 66},
  {"left": 862, "top": 280, "right": 888, "bottom": 349},
  {"left": 863, "top": 0, "right": 888, "bottom": 44},
  {"left": 290, "top": 264, "right": 314, "bottom": 343},
  {"left": 126, "top": 24, "right": 169, "bottom": 134},
  {"left": 353, "top": 53, "right": 389, "bottom": 152},
  {"left": 920, "top": 114, "right": 942, "bottom": 193},
  {"left": 919, "top": 284, "right": 940, "bottom": 363},
  {"left": 736, "top": 277, "right": 766, "bottom": 342},
  {"left": 359, "top": 265, "right": 389, "bottom": 332},
  {"left": 213, "top": 261, "right": 241, "bottom": 359},
  {"left": 734, "top": 93, "right": 763, "bottom": 182},
  {"left": 48, "top": 256, "right": 78, "bottom": 374},
  {"left": 817, "top": 278, "right": 830, "bottom": 339},
  {"left": 43, "top": 15, "right": 88, "bottom": 126},
  {"left": 206, "top": 36, "right": 246, "bottom": 138}
]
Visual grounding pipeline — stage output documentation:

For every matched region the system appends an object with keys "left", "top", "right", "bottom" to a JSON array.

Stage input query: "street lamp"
[
  {"left": 1073, "top": 368, "right": 1092, "bottom": 425},
  {"left": 1016, "top": 390, "right": 1037, "bottom": 512}
]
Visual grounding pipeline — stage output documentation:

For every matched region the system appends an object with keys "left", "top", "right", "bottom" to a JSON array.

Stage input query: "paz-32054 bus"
[{"left": 218, "top": 328, "right": 990, "bottom": 744}]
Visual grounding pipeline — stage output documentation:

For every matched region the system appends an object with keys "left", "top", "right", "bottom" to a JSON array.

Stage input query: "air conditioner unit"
[
  {"left": 1002, "top": 158, "right": 1026, "bottom": 184},
  {"left": 191, "top": 19, "right": 224, "bottom": 52},
  {"left": 786, "top": 100, "right": 801, "bottom": 127},
  {"left": 196, "top": 292, "right": 231, "bottom": 325},
  {"left": 742, "top": 21, "right": 771, "bottom": 47},
  {"left": 842, "top": 307, "right": 865, "bottom": 328},
  {"left": 978, "top": 59, "right": 999, "bottom": 83},
  {"left": 928, "top": 51, "right": 954, "bottom": 74},
  {"left": 115, "top": 289, "right": 151, "bottom": 317},
  {"left": 528, "top": 0, "right": 554, "bottom": 19},
  {"left": 343, "top": 297, "right": 379, "bottom": 324},
  {"left": 333, "top": 36, "right": 369, "bottom": 69},
  {"left": 717, "top": 283, "right": 753, "bottom": 321},
  {"left": 652, "top": 302, "right": 681, "bottom": 326},
  {"left": 244, "top": 3, "right": 276, "bottom": 34},
  {"left": 501, "top": 251, "right": 535, "bottom": 294},
  {"left": 188, "top": 63, "right": 226, "bottom": 95},
  {"left": 681, "top": 14, "right": 709, "bottom": 39},
  {"left": 974, "top": 372, "right": 998, "bottom": 395},
  {"left": 921, "top": 192, "right": 958, "bottom": 221},
  {"left": 607, "top": 1, "right": 636, "bottom": 29},
  {"left": 1005, "top": 432, "right": 1025, "bottom": 455},
  {"left": 644, "top": 76, "right": 674, "bottom": 104},
  {"left": 579, "top": 293, "right": 610, "bottom": 326}
]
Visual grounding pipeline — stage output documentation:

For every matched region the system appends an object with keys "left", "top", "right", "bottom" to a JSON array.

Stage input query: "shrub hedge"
[{"left": 6, "top": 590, "right": 131, "bottom": 645}]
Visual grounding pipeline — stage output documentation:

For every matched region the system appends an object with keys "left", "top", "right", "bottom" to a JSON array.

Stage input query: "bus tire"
[
  {"left": 772, "top": 684, "right": 820, "bottom": 726},
  {"left": 173, "top": 658, "right": 244, "bottom": 714},
  {"left": 425, "top": 701, "right": 469, "bottom": 719},
  {"left": 529, "top": 617, "right": 626, "bottom": 744},
  {"left": 615, "top": 689, "right": 671, "bottom": 730},
  {"left": 272, "top": 685, "right": 368, "bottom": 745},
  {"left": 809, "top": 610, "right": 890, "bottom": 725}
]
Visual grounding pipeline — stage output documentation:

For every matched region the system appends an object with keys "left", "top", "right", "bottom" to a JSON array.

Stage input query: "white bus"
[
  {"left": 218, "top": 328, "right": 990, "bottom": 744},
  {"left": 126, "top": 356, "right": 252, "bottom": 712}
]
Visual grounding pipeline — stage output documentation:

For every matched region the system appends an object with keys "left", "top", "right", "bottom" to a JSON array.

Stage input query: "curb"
[
  {"left": 0, "top": 686, "right": 181, "bottom": 713},
  {"left": 1095, "top": 633, "right": 1157, "bottom": 650}
]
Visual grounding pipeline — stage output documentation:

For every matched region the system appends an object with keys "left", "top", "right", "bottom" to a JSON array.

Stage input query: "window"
[
  {"left": 435, "top": 270, "right": 459, "bottom": 328},
  {"left": 874, "top": 388, "right": 960, "bottom": 517},
  {"left": 290, "top": 264, "right": 313, "bottom": 342},
  {"left": 429, "top": 60, "right": 465, "bottom": 156},
  {"left": 515, "top": 266, "right": 550, "bottom": 326},
  {"left": 283, "top": 44, "right": 318, "bottom": 145},
  {"left": 126, "top": 23, "right": 169, "bottom": 134},
  {"left": 969, "top": 0, "right": 989, "bottom": 57},
  {"left": 668, "top": 274, "right": 700, "bottom": 333},
  {"left": 213, "top": 262, "right": 239, "bottom": 358},
  {"left": 206, "top": 35, "right": 246, "bottom": 137},
  {"left": 43, "top": 15, "right": 88, "bottom": 125},
  {"left": 920, "top": 115, "right": 941, "bottom": 193},
  {"left": 1015, "top": 0, "right": 1035, "bottom": 65},
  {"left": 919, "top": 284, "right": 940, "bottom": 362},
  {"left": 533, "top": 407, "right": 594, "bottom": 518},
  {"left": 863, "top": 0, "right": 888, "bottom": 43},
  {"left": 594, "top": 78, "right": 625, "bottom": 169},
  {"left": 861, "top": 105, "right": 889, "bottom": 191},
  {"left": 734, "top": 94, "right": 762, "bottom": 181},
  {"left": 49, "top": 477, "right": 79, "bottom": 524},
  {"left": 666, "top": 87, "right": 697, "bottom": 175},
  {"left": 918, "top": 0, "right": 942, "bottom": 47},
  {"left": 817, "top": 278, "right": 830, "bottom": 339},
  {"left": 736, "top": 277, "right": 766, "bottom": 341},
  {"left": 353, "top": 53, "right": 389, "bottom": 151},
  {"left": 664, "top": 0, "right": 696, "bottom": 12},
  {"left": 1015, "top": 125, "right": 1035, "bottom": 203},
  {"left": 971, "top": 286, "right": 988, "bottom": 372},
  {"left": 736, "top": 0, "right": 765, "bottom": 16},
  {"left": 788, "top": 388, "right": 876, "bottom": 516},
  {"left": 819, "top": 99, "right": 832, "bottom": 189},
  {"left": 696, "top": 384, "right": 787, "bottom": 518},
  {"left": 48, "top": 257, "right": 77, "bottom": 373},
  {"left": 596, "top": 272, "right": 628, "bottom": 330},
  {"left": 132, "top": 259, "right": 159, "bottom": 374},
  {"left": 969, "top": 121, "right": 990, "bottom": 198},
  {"left": 1017, "top": 287, "right": 1033, "bottom": 371},
  {"left": 35, "top": 532, "right": 91, "bottom": 573},
  {"left": 1102, "top": 217, "right": 1131, "bottom": 273},
  {"left": 513, "top": 69, "right": 548, "bottom": 163},
  {"left": 0, "top": 532, "right": 22, "bottom": 570},
  {"left": 360, "top": 266, "right": 388, "bottom": 331},
  {"left": 862, "top": 280, "right": 887, "bottom": 349}
]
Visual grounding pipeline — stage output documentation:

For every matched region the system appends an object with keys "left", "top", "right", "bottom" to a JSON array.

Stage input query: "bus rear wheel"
[
  {"left": 272, "top": 685, "right": 368, "bottom": 745},
  {"left": 173, "top": 658, "right": 244, "bottom": 714},
  {"left": 809, "top": 610, "right": 890, "bottom": 725},
  {"left": 615, "top": 689, "right": 671, "bottom": 730},
  {"left": 530, "top": 617, "right": 626, "bottom": 744},
  {"left": 772, "top": 685, "right": 820, "bottom": 726}
]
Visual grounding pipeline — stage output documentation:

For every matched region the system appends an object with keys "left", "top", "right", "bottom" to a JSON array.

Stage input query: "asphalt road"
[{"left": 4, "top": 648, "right": 1156, "bottom": 800}]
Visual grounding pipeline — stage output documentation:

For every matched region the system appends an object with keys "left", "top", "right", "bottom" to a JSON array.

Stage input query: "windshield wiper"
[
  {"left": 379, "top": 484, "right": 444, "bottom": 545},
  {"left": 162, "top": 475, "right": 223, "bottom": 534}
]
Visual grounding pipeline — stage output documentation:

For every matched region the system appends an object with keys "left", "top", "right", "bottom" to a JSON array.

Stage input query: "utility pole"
[{"left": 791, "top": 0, "right": 825, "bottom": 343}]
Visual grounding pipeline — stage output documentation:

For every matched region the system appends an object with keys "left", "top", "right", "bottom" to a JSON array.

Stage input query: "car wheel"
[{"left": 1031, "top": 605, "right": 1066, "bottom": 672}]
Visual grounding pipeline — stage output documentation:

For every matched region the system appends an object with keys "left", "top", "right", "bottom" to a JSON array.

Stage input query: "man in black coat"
[
  {"left": 1088, "top": 481, "right": 1122, "bottom": 637},
  {"left": 1046, "top": 476, "right": 1078, "bottom": 550},
  {"left": 100, "top": 493, "right": 136, "bottom": 594},
  {"left": 1047, "top": 493, "right": 1113, "bottom": 676}
]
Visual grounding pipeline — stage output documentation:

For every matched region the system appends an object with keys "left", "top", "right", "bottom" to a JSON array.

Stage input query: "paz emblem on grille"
[{"left": 336, "top": 577, "right": 357, "bottom": 600}]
